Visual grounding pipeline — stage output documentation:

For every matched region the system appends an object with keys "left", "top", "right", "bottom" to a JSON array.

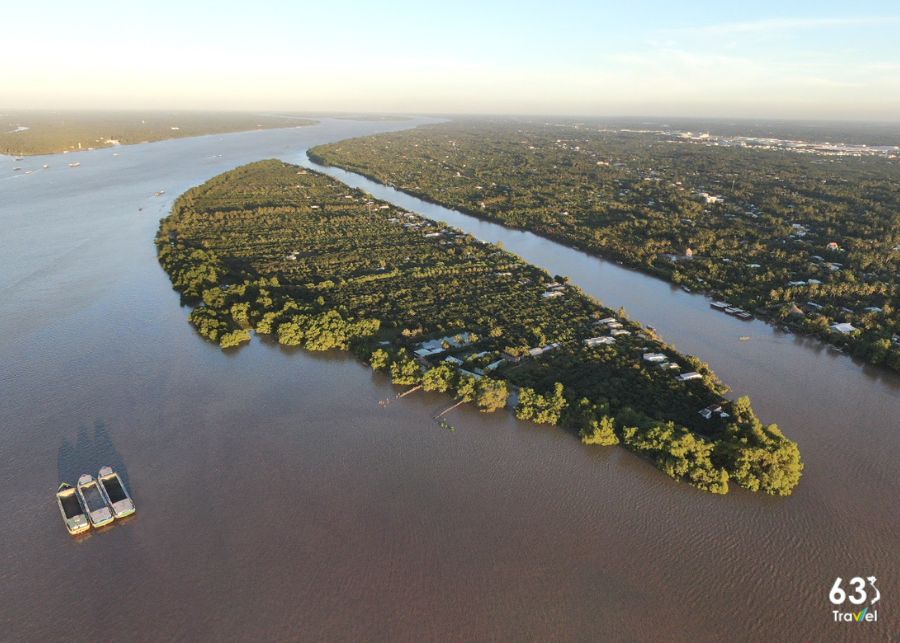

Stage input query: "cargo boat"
[
  {"left": 56, "top": 483, "right": 90, "bottom": 535},
  {"left": 76, "top": 474, "right": 113, "bottom": 528},
  {"left": 97, "top": 466, "right": 135, "bottom": 519},
  {"left": 710, "top": 301, "right": 730, "bottom": 311}
]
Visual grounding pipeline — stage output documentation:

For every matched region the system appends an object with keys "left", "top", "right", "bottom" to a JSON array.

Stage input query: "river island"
[{"left": 157, "top": 159, "right": 803, "bottom": 495}]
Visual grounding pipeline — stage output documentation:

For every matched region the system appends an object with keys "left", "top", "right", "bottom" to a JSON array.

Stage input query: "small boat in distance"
[
  {"left": 680, "top": 285, "right": 692, "bottom": 293},
  {"left": 736, "top": 311, "right": 753, "bottom": 320},
  {"left": 154, "top": 190, "right": 166, "bottom": 197},
  {"left": 710, "top": 301, "right": 730, "bottom": 310},
  {"left": 56, "top": 483, "right": 90, "bottom": 535},
  {"left": 76, "top": 474, "right": 113, "bottom": 528},
  {"left": 42, "top": 164, "right": 49, "bottom": 169},
  {"left": 97, "top": 466, "right": 135, "bottom": 519},
  {"left": 68, "top": 162, "right": 81, "bottom": 168}
]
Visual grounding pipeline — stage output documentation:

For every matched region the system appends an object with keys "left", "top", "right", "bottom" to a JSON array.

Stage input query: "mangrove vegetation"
[{"left": 157, "top": 159, "right": 802, "bottom": 495}]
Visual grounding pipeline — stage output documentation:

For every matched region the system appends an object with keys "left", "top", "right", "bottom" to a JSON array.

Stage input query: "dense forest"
[
  {"left": 0, "top": 111, "right": 314, "bottom": 156},
  {"left": 157, "top": 159, "right": 802, "bottom": 495},
  {"left": 309, "top": 121, "right": 900, "bottom": 372}
]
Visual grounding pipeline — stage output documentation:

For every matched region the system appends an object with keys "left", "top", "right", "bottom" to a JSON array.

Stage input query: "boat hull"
[
  {"left": 98, "top": 467, "right": 135, "bottom": 519},
  {"left": 76, "top": 475, "right": 114, "bottom": 528},
  {"left": 56, "top": 484, "right": 90, "bottom": 535}
]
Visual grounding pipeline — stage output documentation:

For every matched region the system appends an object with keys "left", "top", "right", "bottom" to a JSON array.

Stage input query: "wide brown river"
[{"left": 0, "top": 119, "right": 896, "bottom": 641}]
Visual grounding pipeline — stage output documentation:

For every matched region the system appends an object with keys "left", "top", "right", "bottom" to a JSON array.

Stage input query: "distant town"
[{"left": 613, "top": 127, "right": 900, "bottom": 159}]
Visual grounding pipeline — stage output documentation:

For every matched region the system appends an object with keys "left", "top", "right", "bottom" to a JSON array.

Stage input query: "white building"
[
  {"left": 830, "top": 322, "right": 858, "bottom": 334},
  {"left": 528, "top": 343, "right": 561, "bottom": 357},
  {"left": 584, "top": 336, "right": 616, "bottom": 347}
]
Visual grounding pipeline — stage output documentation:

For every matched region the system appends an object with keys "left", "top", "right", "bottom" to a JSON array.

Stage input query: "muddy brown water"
[{"left": 0, "top": 119, "right": 896, "bottom": 641}]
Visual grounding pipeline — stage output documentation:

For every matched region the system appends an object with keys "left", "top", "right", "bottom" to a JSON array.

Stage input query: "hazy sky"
[{"left": 3, "top": 0, "right": 899, "bottom": 120}]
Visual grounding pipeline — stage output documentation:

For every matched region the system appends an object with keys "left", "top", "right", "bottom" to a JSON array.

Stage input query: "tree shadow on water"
[{"left": 57, "top": 421, "right": 131, "bottom": 491}]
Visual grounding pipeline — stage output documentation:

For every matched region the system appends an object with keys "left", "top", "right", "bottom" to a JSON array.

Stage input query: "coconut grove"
[{"left": 157, "top": 160, "right": 802, "bottom": 495}]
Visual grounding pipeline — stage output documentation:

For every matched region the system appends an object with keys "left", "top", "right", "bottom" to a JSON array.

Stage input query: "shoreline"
[
  {"left": 2, "top": 116, "right": 895, "bottom": 641},
  {"left": 306, "top": 150, "right": 893, "bottom": 375},
  {"left": 0, "top": 115, "right": 319, "bottom": 157},
  {"left": 156, "top": 159, "right": 803, "bottom": 496}
]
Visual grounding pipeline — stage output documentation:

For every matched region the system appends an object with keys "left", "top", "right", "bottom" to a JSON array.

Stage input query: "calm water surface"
[{"left": 0, "top": 120, "right": 896, "bottom": 641}]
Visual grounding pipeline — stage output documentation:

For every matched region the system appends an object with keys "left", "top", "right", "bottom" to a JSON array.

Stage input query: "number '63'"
[{"left": 829, "top": 577, "right": 867, "bottom": 605}]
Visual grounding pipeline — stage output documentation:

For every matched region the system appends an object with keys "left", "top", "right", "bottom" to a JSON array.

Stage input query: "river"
[{"left": 0, "top": 119, "right": 896, "bottom": 641}]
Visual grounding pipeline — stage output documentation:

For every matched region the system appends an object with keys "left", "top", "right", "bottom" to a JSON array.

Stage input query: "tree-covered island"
[
  {"left": 308, "top": 121, "right": 900, "bottom": 372},
  {"left": 157, "top": 159, "right": 802, "bottom": 495}
]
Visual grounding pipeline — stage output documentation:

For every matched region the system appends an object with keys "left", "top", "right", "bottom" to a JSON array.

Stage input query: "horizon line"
[{"left": 3, "top": 107, "right": 900, "bottom": 126}]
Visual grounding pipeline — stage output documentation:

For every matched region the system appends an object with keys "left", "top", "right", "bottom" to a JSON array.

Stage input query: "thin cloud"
[
  {"left": 865, "top": 62, "right": 900, "bottom": 71},
  {"left": 679, "top": 16, "right": 900, "bottom": 35}
]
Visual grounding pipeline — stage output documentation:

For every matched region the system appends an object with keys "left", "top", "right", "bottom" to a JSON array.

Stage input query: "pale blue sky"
[{"left": 2, "top": 0, "right": 899, "bottom": 119}]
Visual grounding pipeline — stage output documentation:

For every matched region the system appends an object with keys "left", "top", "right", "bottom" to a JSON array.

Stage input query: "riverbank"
[
  {"left": 307, "top": 142, "right": 899, "bottom": 374},
  {"left": 0, "top": 121, "right": 896, "bottom": 640},
  {"left": 157, "top": 159, "right": 801, "bottom": 495},
  {"left": 0, "top": 111, "right": 317, "bottom": 156}
]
